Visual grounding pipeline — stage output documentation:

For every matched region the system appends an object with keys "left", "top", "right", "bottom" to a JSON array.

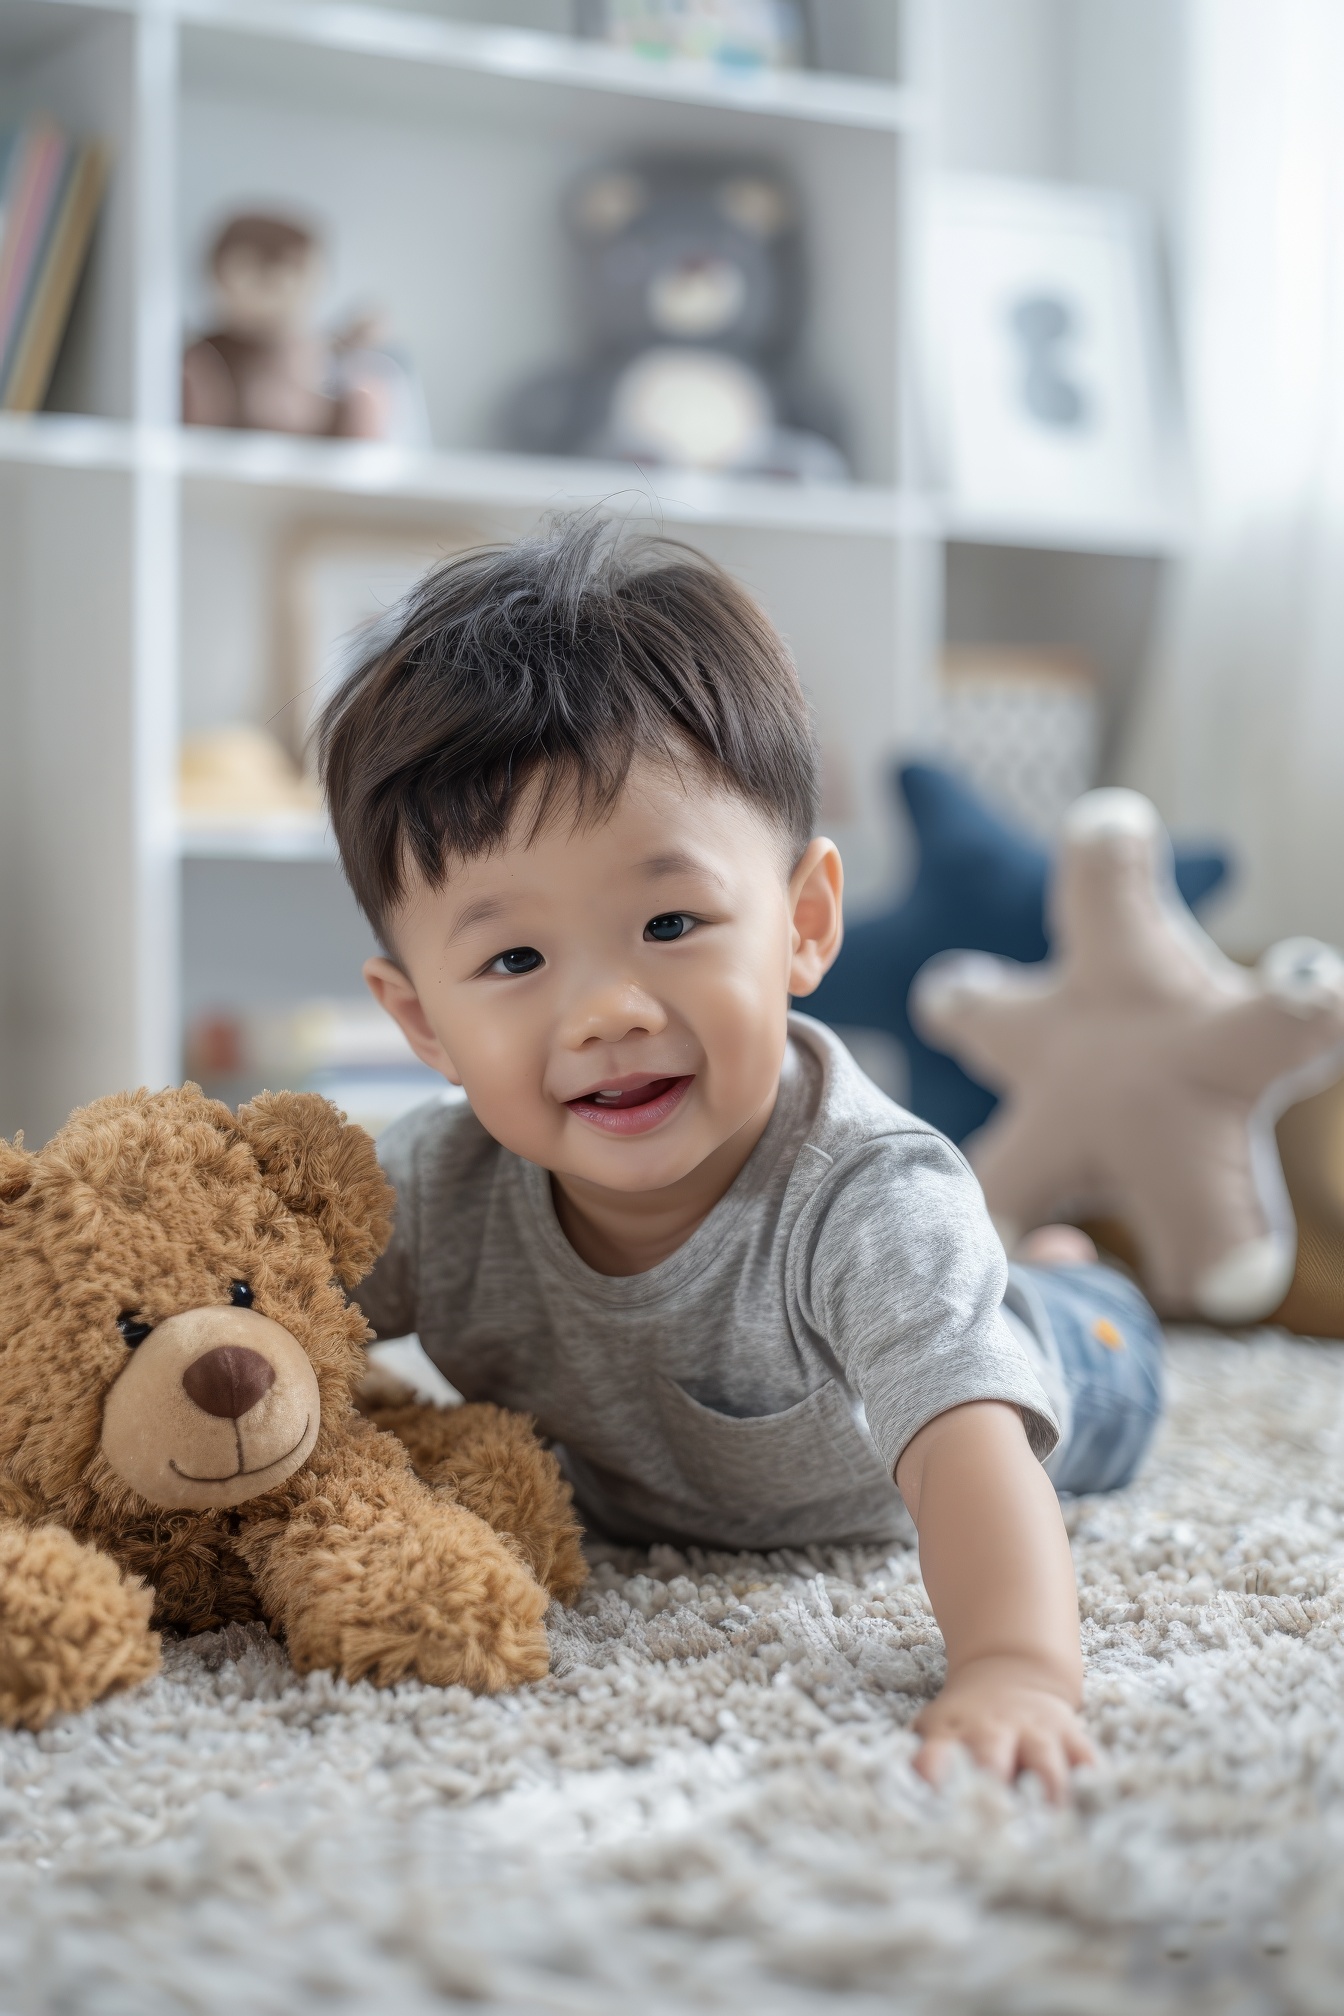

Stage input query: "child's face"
[{"left": 365, "top": 755, "right": 842, "bottom": 1197}]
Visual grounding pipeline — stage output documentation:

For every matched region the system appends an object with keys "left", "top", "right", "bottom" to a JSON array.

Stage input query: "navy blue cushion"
[{"left": 807, "top": 763, "right": 1231, "bottom": 1143}]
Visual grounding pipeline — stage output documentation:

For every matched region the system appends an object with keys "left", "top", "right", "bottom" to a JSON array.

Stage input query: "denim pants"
[{"left": 1010, "top": 1262, "right": 1165, "bottom": 1495}]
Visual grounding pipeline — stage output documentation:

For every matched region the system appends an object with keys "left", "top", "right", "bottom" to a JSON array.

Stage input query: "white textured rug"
[{"left": 4, "top": 1334, "right": 1344, "bottom": 2015}]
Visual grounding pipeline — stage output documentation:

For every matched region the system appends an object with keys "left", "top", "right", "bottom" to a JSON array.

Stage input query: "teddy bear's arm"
[
  {"left": 357, "top": 1397, "right": 588, "bottom": 1607},
  {"left": 235, "top": 1423, "right": 552, "bottom": 1693},
  {"left": 0, "top": 1516, "right": 160, "bottom": 1731}
]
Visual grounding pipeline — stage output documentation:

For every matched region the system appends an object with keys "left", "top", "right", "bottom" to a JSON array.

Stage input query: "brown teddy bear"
[{"left": 0, "top": 1085, "right": 586, "bottom": 1732}]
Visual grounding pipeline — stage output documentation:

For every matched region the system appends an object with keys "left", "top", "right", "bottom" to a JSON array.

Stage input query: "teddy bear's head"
[
  {"left": 0, "top": 1086, "right": 393, "bottom": 1518},
  {"left": 569, "top": 159, "right": 800, "bottom": 360}
]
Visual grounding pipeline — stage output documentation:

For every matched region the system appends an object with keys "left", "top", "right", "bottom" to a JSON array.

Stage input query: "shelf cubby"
[{"left": 1, "top": 0, "right": 1188, "bottom": 1141}]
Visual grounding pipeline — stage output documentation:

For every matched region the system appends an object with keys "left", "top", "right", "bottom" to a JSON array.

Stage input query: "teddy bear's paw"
[
  {"left": 449, "top": 1473, "right": 588, "bottom": 1609},
  {"left": 475, "top": 1450, "right": 589, "bottom": 1608},
  {"left": 282, "top": 1512, "right": 552, "bottom": 1695},
  {"left": 356, "top": 1399, "right": 590, "bottom": 1608},
  {"left": 0, "top": 1522, "right": 160, "bottom": 1730},
  {"left": 413, "top": 1552, "right": 553, "bottom": 1694},
  {"left": 537, "top": 1519, "right": 590, "bottom": 1608},
  {"left": 401, "top": 1530, "right": 554, "bottom": 1693}
]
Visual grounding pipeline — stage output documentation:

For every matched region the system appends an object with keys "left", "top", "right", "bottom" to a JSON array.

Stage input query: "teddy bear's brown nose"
[{"left": 181, "top": 1345, "right": 276, "bottom": 1420}]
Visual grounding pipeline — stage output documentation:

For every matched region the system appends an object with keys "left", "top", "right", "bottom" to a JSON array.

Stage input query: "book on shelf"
[{"left": 0, "top": 117, "right": 109, "bottom": 414}]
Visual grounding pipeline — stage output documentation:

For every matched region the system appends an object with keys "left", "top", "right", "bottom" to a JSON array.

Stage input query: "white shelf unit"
[
  {"left": 0, "top": 0, "right": 939, "bottom": 1145},
  {"left": 0, "top": 0, "right": 1188, "bottom": 1146},
  {"left": 927, "top": 0, "right": 1191, "bottom": 789}
]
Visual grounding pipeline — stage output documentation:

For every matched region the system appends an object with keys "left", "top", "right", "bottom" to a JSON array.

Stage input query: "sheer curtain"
[{"left": 1123, "top": 0, "right": 1344, "bottom": 952}]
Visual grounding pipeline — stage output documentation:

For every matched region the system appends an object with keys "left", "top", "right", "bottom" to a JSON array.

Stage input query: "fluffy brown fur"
[
  {"left": 0, "top": 1086, "right": 586, "bottom": 1731},
  {"left": 357, "top": 1392, "right": 589, "bottom": 1606}
]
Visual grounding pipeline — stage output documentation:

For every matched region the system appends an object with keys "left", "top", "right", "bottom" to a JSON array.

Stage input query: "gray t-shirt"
[{"left": 358, "top": 1012, "right": 1059, "bottom": 1550}]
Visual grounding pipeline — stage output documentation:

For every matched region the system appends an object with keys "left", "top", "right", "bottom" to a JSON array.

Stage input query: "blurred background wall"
[{"left": 0, "top": 0, "right": 1336, "bottom": 1147}]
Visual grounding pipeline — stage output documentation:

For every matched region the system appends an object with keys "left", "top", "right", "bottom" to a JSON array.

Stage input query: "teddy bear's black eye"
[
  {"left": 116, "top": 1314, "right": 151, "bottom": 1348},
  {"left": 229, "top": 1281, "right": 254, "bottom": 1309}
]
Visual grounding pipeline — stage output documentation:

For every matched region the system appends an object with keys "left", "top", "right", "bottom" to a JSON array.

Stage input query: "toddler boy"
[{"left": 319, "top": 519, "right": 1162, "bottom": 1798}]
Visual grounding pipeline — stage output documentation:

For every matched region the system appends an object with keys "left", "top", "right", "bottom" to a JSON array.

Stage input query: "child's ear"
[
  {"left": 787, "top": 839, "right": 844, "bottom": 996},
  {"left": 363, "top": 956, "right": 463, "bottom": 1084}
]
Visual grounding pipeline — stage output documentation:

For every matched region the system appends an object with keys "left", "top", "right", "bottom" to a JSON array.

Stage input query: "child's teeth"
[{"left": 593, "top": 1091, "right": 621, "bottom": 1103}]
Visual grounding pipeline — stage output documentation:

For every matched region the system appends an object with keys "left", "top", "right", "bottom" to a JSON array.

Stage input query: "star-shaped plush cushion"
[
  {"left": 909, "top": 790, "right": 1344, "bottom": 1322},
  {"left": 806, "top": 763, "right": 1230, "bottom": 1143}
]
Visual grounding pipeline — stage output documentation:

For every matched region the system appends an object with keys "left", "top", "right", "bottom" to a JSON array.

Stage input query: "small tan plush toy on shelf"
[
  {"left": 912, "top": 789, "right": 1344, "bottom": 1324},
  {"left": 0, "top": 1086, "right": 586, "bottom": 1733},
  {"left": 182, "top": 211, "right": 390, "bottom": 439}
]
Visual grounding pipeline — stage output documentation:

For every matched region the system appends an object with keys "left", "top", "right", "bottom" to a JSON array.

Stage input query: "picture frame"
[
  {"left": 925, "top": 176, "right": 1178, "bottom": 539},
  {"left": 274, "top": 522, "right": 481, "bottom": 770}
]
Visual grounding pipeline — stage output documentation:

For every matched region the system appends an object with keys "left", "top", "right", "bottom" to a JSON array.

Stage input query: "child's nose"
[{"left": 563, "top": 977, "right": 667, "bottom": 1046}]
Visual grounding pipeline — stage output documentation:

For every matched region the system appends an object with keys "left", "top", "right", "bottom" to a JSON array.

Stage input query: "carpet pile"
[{"left": 3, "top": 1333, "right": 1344, "bottom": 2013}]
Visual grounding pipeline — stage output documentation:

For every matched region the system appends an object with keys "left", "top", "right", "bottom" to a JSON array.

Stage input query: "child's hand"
[{"left": 912, "top": 1655, "right": 1095, "bottom": 1802}]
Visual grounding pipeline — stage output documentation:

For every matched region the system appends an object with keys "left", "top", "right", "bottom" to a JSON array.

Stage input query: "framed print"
[
  {"left": 274, "top": 522, "right": 481, "bottom": 769},
  {"left": 926, "top": 177, "right": 1178, "bottom": 538}
]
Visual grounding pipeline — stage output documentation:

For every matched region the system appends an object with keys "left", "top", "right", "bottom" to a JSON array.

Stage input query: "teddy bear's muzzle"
[{"left": 99, "top": 1306, "right": 321, "bottom": 1510}]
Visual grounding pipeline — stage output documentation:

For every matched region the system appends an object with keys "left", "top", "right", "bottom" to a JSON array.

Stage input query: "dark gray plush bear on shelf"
[{"left": 503, "top": 160, "right": 849, "bottom": 481}]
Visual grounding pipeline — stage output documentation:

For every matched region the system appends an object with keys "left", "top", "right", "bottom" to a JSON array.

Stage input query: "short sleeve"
[{"left": 795, "top": 1131, "right": 1060, "bottom": 1473}]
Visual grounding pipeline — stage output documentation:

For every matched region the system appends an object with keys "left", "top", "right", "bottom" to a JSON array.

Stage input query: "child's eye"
[
  {"left": 645, "top": 913, "right": 695, "bottom": 942},
  {"left": 488, "top": 946, "right": 544, "bottom": 976}
]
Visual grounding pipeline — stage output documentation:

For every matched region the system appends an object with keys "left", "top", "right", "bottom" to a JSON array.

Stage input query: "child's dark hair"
[{"left": 317, "top": 515, "right": 819, "bottom": 946}]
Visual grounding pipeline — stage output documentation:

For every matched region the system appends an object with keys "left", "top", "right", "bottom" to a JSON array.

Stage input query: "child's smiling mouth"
[{"left": 566, "top": 1074, "right": 695, "bottom": 1135}]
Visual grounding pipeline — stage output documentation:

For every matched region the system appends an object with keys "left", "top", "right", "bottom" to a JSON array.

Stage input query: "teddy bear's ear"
[
  {"left": 234, "top": 1092, "right": 394, "bottom": 1287},
  {"left": 717, "top": 174, "right": 792, "bottom": 239},
  {"left": 571, "top": 168, "right": 648, "bottom": 238},
  {"left": 0, "top": 1134, "right": 34, "bottom": 1218}
]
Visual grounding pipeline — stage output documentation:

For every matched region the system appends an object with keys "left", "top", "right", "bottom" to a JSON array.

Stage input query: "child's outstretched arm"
[{"left": 895, "top": 1399, "right": 1094, "bottom": 1801}]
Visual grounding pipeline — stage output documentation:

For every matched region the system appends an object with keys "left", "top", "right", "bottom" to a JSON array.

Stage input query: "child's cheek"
[
  {"left": 699, "top": 969, "right": 789, "bottom": 1112},
  {"left": 452, "top": 1008, "right": 554, "bottom": 1152}
]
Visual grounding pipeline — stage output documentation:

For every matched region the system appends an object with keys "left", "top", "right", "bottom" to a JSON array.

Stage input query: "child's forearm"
[
  {"left": 894, "top": 1403, "right": 1096, "bottom": 1798},
  {"left": 896, "top": 1399, "right": 1083, "bottom": 1699},
  {"left": 895, "top": 1400, "right": 1092, "bottom": 1795},
  {"left": 898, "top": 1395, "right": 1080, "bottom": 1693}
]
